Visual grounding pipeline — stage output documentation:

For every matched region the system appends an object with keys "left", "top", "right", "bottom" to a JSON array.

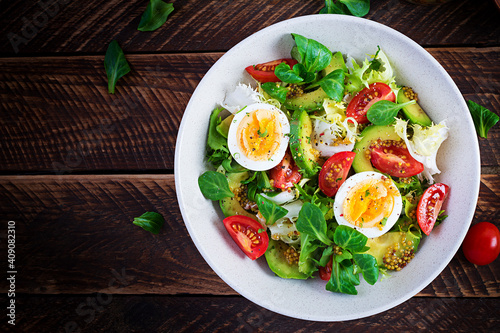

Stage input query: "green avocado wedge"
[
  {"left": 397, "top": 87, "right": 432, "bottom": 127},
  {"left": 219, "top": 171, "right": 257, "bottom": 220},
  {"left": 363, "top": 230, "right": 421, "bottom": 269},
  {"left": 265, "top": 239, "right": 308, "bottom": 279},
  {"left": 289, "top": 110, "right": 320, "bottom": 177}
]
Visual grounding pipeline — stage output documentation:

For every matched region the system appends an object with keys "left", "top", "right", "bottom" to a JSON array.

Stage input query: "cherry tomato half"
[
  {"left": 319, "top": 256, "right": 332, "bottom": 281},
  {"left": 318, "top": 151, "right": 356, "bottom": 197},
  {"left": 269, "top": 149, "right": 302, "bottom": 190},
  {"left": 245, "top": 58, "right": 298, "bottom": 83},
  {"left": 346, "top": 82, "right": 396, "bottom": 124},
  {"left": 370, "top": 141, "right": 424, "bottom": 177},
  {"left": 417, "top": 183, "right": 450, "bottom": 236},
  {"left": 462, "top": 222, "right": 500, "bottom": 266},
  {"left": 223, "top": 215, "right": 269, "bottom": 260}
]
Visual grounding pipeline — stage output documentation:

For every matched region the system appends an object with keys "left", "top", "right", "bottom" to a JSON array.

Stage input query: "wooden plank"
[
  {"left": 0, "top": 174, "right": 498, "bottom": 297},
  {"left": 1, "top": 295, "right": 498, "bottom": 332},
  {"left": 1, "top": 48, "right": 499, "bottom": 173},
  {"left": 1, "top": 0, "right": 499, "bottom": 56}
]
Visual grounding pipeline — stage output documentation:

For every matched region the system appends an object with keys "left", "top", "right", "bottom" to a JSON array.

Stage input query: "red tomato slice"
[
  {"left": 223, "top": 215, "right": 269, "bottom": 260},
  {"left": 319, "top": 256, "right": 332, "bottom": 281},
  {"left": 346, "top": 82, "right": 396, "bottom": 124},
  {"left": 319, "top": 151, "right": 356, "bottom": 197},
  {"left": 269, "top": 150, "right": 302, "bottom": 190},
  {"left": 370, "top": 141, "right": 424, "bottom": 177},
  {"left": 417, "top": 183, "right": 450, "bottom": 236},
  {"left": 462, "top": 222, "right": 500, "bottom": 266},
  {"left": 245, "top": 58, "right": 298, "bottom": 83}
]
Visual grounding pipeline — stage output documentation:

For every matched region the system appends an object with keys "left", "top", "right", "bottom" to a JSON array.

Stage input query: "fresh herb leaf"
[
  {"left": 334, "top": 251, "right": 353, "bottom": 263},
  {"left": 352, "top": 253, "right": 379, "bottom": 285},
  {"left": 368, "top": 46, "right": 382, "bottom": 71},
  {"left": 256, "top": 194, "right": 288, "bottom": 225},
  {"left": 198, "top": 171, "right": 234, "bottom": 200},
  {"left": 298, "top": 234, "right": 321, "bottom": 276},
  {"left": 291, "top": 33, "right": 333, "bottom": 74},
  {"left": 296, "top": 202, "right": 333, "bottom": 246},
  {"left": 257, "top": 128, "right": 268, "bottom": 138},
  {"left": 221, "top": 158, "right": 247, "bottom": 173},
  {"left": 320, "top": 0, "right": 370, "bottom": 17},
  {"left": 320, "top": 0, "right": 349, "bottom": 14},
  {"left": 333, "top": 225, "right": 369, "bottom": 253},
  {"left": 138, "top": 0, "right": 174, "bottom": 32},
  {"left": 133, "top": 211, "right": 165, "bottom": 234},
  {"left": 367, "top": 99, "right": 415, "bottom": 126},
  {"left": 207, "top": 108, "right": 230, "bottom": 165},
  {"left": 104, "top": 40, "right": 131, "bottom": 94},
  {"left": 261, "top": 82, "right": 289, "bottom": 103},
  {"left": 319, "top": 246, "right": 335, "bottom": 266},
  {"left": 467, "top": 100, "right": 499, "bottom": 139},
  {"left": 326, "top": 259, "right": 359, "bottom": 295},
  {"left": 274, "top": 62, "right": 304, "bottom": 84},
  {"left": 317, "top": 69, "right": 345, "bottom": 102}
]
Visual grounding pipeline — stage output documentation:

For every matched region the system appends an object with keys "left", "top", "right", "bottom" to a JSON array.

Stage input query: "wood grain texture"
[
  {"left": 0, "top": 174, "right": 498, "bottom": 297},
  {"left": 1, "top": 48, "right": 498, "bottom": 173},
  {"left": 0, "top": 295, "right": 498, "bottom": 332},
  {"left": 0, "top": 0, "right": 499, "bottom": 56}
]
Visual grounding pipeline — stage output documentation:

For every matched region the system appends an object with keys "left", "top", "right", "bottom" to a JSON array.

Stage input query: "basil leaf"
[
  {"left": 320, "top": 0, "right": 350, "bottom": 14},
  {"left": 296, "top": 202, "right": 333, "bottom": 245},
  {"left": 318, "top": 69, "right": 345, "bottom": 102},
  {"left": 340, "top": 0, "right": 370, "bottom": 17},
  {"left": 467, "top": 100, "right": 499, "bottom": 139},
  {"left": 256, "top": 194, "right": 288, "bottom": 225},
  {"left": 352, "top": 253, "right": 379, "bottom": 285},
  {"left": 133, "top": 211, "right": 165, "bottom": 234},
  {"left": 274, "top": 62, "right": 304, "bottom": 84},
  {"left": 104, "top": 40, "right": 131, "bottom": 94},
  {"left": 366, "top": 100, "right": 415, "bottom": 126},
  {"left": 261, "top": 82, "right": 288, "bottom": 103},
  {"left": 138, "top": 0, "right": 174, "bottom": 32},
  {"left": 198, "top": 171, "right": 234, "bottom": 200},
  {"left": 333, "top": 225, "right": 368, "bottom": 253},
  {"left": 291, "top": 34, "right": 332, "bottom": 74},
  {"left": 326, "top": 259, "right": 359, "bottom": 295}
]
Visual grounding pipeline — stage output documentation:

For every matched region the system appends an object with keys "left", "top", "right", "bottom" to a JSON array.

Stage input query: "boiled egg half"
[
  {"left": 227, "top": 103, "right": 290, "bottom": 171},
  {"left": 333, "top": 171, "right": 402, "bottom": 238}
]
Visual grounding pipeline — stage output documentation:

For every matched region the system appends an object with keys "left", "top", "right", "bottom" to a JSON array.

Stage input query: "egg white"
[
  {"left": 227, "top": 103, "right": 290, "bottom": 171},
  {"left": 333, "top": 171, "right": 402, "bottom": 238}
]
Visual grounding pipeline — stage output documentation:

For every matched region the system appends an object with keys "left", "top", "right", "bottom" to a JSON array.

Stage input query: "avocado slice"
[
  {"left": 289, "top": 110, "right": 320, "bottom": 177},
  {"left": 216, "top": 114, "right": 234, "bottom": 138},
  {"left": 285, "top": 51, "right": 347, "bottom": 112},
  {"left": 397, "top": 87, "right": 432, "bottom": 127},
  {"left": 265, "top": 239, "right": 308, "bottom": 279},
  {"left": 219, "top": 171, "right": 257, "bottom": 220},
  {"left": 352, "top": 125, "right": 402, "bottom": 173},
  {"left": 363, "top": 230, "right": 421, "bottom": 270}
]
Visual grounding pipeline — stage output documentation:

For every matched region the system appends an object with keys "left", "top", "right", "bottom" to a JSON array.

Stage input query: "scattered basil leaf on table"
[
  {"left": 104, "top": 40, "right": 131, "bottom": 94},
  {"left": 320, "top": 0, "right": 370, "bottom": 17},
  {"left": 367, "top": 99, "right": 415, "bottom": 125},
  {"left": 138, "top": 0, "right": 174, "bottom": 32},
  {"left": 198, "top": 171, "right": 234, "bottom": 200},
  {"left": 133, "top": 211, "right": 165, "bottom": 234},
  {"left": 256, "top": 194, "right": 288, "bottom": 225},
  {"left": 467, "top": 100, "right": 499, "bottom": 138}
]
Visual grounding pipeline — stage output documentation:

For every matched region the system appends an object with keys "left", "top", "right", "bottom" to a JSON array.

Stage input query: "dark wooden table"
[{"left": 1, "top": 0, "right": 499, "bottom": 331}]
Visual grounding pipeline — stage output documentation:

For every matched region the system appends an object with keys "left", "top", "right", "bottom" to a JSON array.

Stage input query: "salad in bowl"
[{"left": 197, "top": 33, "right": 450, "bottom": 295}]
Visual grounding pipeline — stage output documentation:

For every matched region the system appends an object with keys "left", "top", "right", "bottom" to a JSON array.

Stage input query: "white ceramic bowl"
[{"left": 174, "top": 15, "right": 480, "bottom": 321}]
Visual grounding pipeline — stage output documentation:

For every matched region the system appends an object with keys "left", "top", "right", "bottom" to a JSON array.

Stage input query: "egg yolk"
[
  {"left": 236, "top": 108, "right": 282, "bottom": 161},
  {"left": 342, "top": 178, "right": 399, "bottom": 229}
]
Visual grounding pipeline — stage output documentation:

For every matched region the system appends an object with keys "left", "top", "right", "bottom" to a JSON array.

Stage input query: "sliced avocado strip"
[
  {"left": 219, "top": 171, "right": 257, "bottom": 220},
  {"left": 289, "top": 110, "right": 320, "bottom": 177},
  {"left": 397, "top": 87, "right": 432, "bottom": 127},
  {"left": 216, "top": 114, "right": 234, "bottom": 138},
  {"left": 265, "top": 239, "right": 308, "bottom": 279},
  {"left": 352, "top": 125, "right": 402, "bottom": 173},
  {"left": 363, "top": 230, "right": 421, "bottom": 269},
  {"left": 285, "top": 51, "right": 346, "bottom": 112}
]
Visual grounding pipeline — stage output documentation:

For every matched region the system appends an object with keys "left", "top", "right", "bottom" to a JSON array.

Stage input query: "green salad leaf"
[
  {"left": 104, "top": 40, "right": 131, "bottom": 94},
  {"left": 133, "top": 211, "right": 165, "bottom": 234},
  {"left": 256, "top": 194, "right": 288, "bottom": 225},
  {"left": 291, "top": 33, "right": 333, "bottom": 74},
  {"left": 261, "top": 82, "right": 289, "bottom": 103},
  {"left": 352, "top": 253, "right": 379, "bottom": 285},
  {"left": 333, "top": 225, "right": 369, "bottom": 253},
  {"left": 138, "top": 0, "right": 174, "bottom": 32},
  {"left": 326, "top": 259, "right": 359, "bottom": 295},
  {"left": 207, "top": 108, "right": 231, "bottom": 165},
  {"left": 467, "top": 100, "right": 499, "bottom": 139},
  {"left": 317, "top": 69, "right": 346, "bottom": 102},
  {"left": 274, "top": 62, "right": 304, "bottom": 84},
  {"left": 198, "top": 171, "right": 234, "bottom": 200},
  {"left": 296, "top": 202, "right": 333, "bottom": 246},
  {"left": 367, "top": 99, "right": 415, "bottom": 126},
  {"left": 320, "top": 0, "right": 370, "bottom": 17}
]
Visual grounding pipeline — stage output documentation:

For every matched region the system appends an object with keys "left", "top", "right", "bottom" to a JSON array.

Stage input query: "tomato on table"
[
  {"left": 319, "top": 151, "right": 356, "bottom": 197},
  {"left": 462, "top": 222, "right": 500, "bottom": 266},
  {"left": 346, "top": 82, "right": 396, "bottom": 124},
  {"left": 319, "top": 256, "right": 333, "bottom": 281},
  {"left": 417, "top": 183, "right": 450, "bottom": 235},
  {"left": 269, "top": 149, "right": 302, "bottom": 190},
  {"left": 370, "top": 141, "right": 424, "bottom": 177},
  {"left": 245, "top": 58, "right": 298, "bottom": 83},
  {"left": 223, "top": 215, "right": 269, "bottom": 260}
]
